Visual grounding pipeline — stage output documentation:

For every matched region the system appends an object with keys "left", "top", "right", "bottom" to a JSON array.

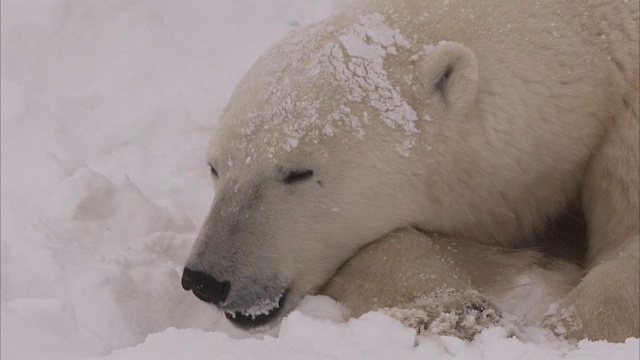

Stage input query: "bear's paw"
[{"left": 381, "top": 289, "right": 502, "bottom": 340}]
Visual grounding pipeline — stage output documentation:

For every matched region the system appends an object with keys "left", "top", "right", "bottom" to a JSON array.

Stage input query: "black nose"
[{"left": 181, "top": 268, "right": 231, "bottom": 305}]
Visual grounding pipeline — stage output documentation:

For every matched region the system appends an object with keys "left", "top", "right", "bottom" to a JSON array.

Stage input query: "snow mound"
[
  {"left": 1, "top": 0, "right": 637, "bottom": 359},
  {"left": 92, "top": 306, "right": 640, "bottom": 360}
]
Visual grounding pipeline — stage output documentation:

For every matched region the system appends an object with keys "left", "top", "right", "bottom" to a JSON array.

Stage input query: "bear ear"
[{"left": 415, "top": 42, "right": 479, "bottom": 114}]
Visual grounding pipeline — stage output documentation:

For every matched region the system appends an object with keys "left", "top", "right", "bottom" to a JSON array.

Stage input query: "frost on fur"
[
  {"left": 231, "top": 13, "right": 420, "bottom": 160},
  {"left": 381, "top": 289, "right": 502, "bottom": 340}
]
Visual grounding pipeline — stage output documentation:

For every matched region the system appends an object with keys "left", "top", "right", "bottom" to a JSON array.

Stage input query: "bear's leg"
[
  {"left": 550, "top": 97, "right": 639, "bottom": 342},
  {"left": 323, "top": 227, "right": 583, "bottom": 339},
  {"left": 544, "top": 243, "right": 639, "bottom": 342},
  {"left": 320, "top": 228, "right": 503, "bottom": 339}
]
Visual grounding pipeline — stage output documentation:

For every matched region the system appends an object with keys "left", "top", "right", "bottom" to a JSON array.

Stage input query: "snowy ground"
[{"left": 1, "top": 1, "right": 638, "bottom": 359}]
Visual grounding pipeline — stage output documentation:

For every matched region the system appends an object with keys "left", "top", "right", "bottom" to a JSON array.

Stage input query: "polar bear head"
[{"left": 182, "top": 13, "right": 479, "bottom": 329}]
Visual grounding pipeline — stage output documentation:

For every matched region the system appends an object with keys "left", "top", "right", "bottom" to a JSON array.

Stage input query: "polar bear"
[{"left": 182, "top": 0, "right": 639, "bottom": 342}]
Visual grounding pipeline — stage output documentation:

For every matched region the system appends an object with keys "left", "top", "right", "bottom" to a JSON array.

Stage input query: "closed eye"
[
  {"left": 209, "top": 164, "right": 218, "bottom": 178},
  {"left": 283, "top": 169, "right": 313, "bottom": 184}
]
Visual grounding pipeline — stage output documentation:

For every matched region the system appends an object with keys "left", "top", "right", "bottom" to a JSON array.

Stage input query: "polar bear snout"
[
  {"left": 181, "top": 258, "right": 291, "bottom": 328},
  {"left": 181, "top": 267, "right": 231, "bottom": 305}
]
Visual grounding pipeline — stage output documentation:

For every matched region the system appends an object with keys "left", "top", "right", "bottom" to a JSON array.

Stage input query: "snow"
[
  {"left": 0, "top": 0, "right": 638, "bottom": 359},
  {"left": 231, "top": 292, "right": 283, "bottom": 319},
  {"left": 229, "top": 9, "right": 420, "bottom": 159},
  {"left": 337, "top": 13, "right": 419, "bottom": 155}
]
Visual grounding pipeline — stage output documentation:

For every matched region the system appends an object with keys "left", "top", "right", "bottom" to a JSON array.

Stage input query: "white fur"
[
  {"left": 322, "top": 228, "right": 583, "bottom": 329},
  {"left": 185, "top": 0, "right": 639, "bottom": 341}
]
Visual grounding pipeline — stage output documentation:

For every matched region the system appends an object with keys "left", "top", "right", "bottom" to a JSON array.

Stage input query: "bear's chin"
[{"left": 224, "top": 290, "right": 288, "bottom": 329}]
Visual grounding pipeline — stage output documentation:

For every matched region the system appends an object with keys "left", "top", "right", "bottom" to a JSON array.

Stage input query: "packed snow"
[{"left": 1, "top": 0, "right": 638, "bottom": 359}]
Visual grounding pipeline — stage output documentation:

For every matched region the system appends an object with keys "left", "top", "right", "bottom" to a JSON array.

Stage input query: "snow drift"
[{"left": 1, "top": 0, "right": 637, "bottom": 359}]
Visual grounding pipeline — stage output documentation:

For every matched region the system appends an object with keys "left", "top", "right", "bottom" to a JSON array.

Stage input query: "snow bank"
[{"left": 1, "top": 0, "right": 637, "bottom": 359}]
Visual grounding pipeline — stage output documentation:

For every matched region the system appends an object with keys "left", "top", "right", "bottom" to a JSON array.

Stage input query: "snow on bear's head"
[{"left": 183, "top": 12, "right": 479, "bottom": 329}]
